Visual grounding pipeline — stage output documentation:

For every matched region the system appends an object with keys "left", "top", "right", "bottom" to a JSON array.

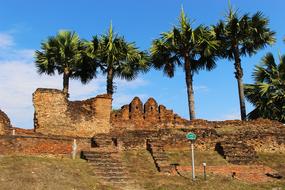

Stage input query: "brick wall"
[
  {"left": 0, "top": 109, "right": 11, "bottom": 135},
  {"left": 111, "top": 97, "right": 190, "bottom": 130},
  {"left": 0, "top": 135, "right": 91, "bottom": 156},
  {"left": 33, "top": 88, "right": 112, "bottom": 137}
]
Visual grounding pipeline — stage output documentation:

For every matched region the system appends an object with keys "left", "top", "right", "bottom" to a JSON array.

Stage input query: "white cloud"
[
  {"left": 216, "top": 111, "right": 240, "bottom": 121},
  {"left": 194, "top": 85, "right": 209, "bottom": 92},
  {"left": 0, "top": 32, "right": 149, "bottom": 128},
  {"left": 223, "top": 113, "right": 240, "bottom": 120},
  {"left": 115, "top": 78, "right": 148, "bottom": 89},
  {"left": 0, "top": 33, "right": 14, "bottom": 49}
]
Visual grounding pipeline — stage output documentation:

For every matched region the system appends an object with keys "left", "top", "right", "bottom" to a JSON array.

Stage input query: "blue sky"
[{"left": 0, "top": 0, "right": 285, "bottom": 128}]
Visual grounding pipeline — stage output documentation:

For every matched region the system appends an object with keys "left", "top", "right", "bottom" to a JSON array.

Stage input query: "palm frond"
[{"left": 245, "top": 53, "right": 285, "bottom": 123}]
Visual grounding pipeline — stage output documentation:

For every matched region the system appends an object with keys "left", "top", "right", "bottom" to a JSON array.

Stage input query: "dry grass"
[
  {"left": 122, "top": 150, "right": 285, "bottom": 190},
  {"left": 0, "top": 151, "right": 284, "bottom": 190},
  {"left": 257, "top": 152, "right": 285, "bottom": 176},
  {"left": 0, "top": 155, "right": 115, "bottom": 190},
  {"left": 166, "top": 150, "right": 229, "bottom": 166}
]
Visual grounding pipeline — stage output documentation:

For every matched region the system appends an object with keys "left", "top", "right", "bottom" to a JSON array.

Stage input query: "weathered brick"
[
  {"left": 111, "top": 97, "right": 190, "bottom": 129},
  {"left": 33, "top": 88, "right": 112, "bottom": 137},
  {"left": 0, "top": 109, "right": 11, "bottom": 135}
]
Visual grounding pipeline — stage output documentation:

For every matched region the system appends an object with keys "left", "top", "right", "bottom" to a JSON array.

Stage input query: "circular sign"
[{"left": 186, "top": 132, "right": 197, "bottom": 141}]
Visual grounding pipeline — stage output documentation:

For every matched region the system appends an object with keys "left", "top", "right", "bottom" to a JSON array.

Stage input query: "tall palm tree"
[
  {"left": 150, "top": 9, "right": 219, "bottom": 120},
  {"left": 214, "top": 7, "right": 275, "bottom": 120},
  {"left": 35, "top": 31, "right": 96, "bottom": 97},
  {"left": 244, "top": 53, "right": 285, "bottom": 122},
  {"left": 91, "top": 23, "right": 149, "bottom": 95}
]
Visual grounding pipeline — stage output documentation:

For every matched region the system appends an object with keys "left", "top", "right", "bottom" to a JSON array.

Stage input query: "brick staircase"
[
  {"left": 215, "top": 141, "right": 258, "bottom": 164},
  {"left": 82, "top": 134, "right": 133, "bottom": 187},
  {"left": 147, "top": 138, "right": 172, "bottom": 174}
]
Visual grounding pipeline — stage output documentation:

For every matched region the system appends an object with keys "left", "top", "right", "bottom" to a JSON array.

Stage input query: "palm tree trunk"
[
  {"left": 185, "top": 56, "right": 196, "bottom": 120},
  {"left": 233, "top": 48, "right": 247, "bottom": 120},
  {"left": 63, "top": 68, "right": 70, "bottom": 98},
  {"left": 107, "top": 67, "right": 114, "bottom": 95}
]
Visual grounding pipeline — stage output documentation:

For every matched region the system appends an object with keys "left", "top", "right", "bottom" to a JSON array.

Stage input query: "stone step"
[
  {"left": 225, "top": 153, "right": 257, "bottom": 158},
  {"left": 90, "top": 163, "right": 123, "bottom": 168},
  {"left": 82, "top": 150, "right": 119, "bottom": 154},
  {"left": 152, "top": 154, "right": 168, "bottom": 158},
  {"left": 93, "top": 167, "right": 125, "bottom": 172},
  {"left": 85, "top": 155, "right": 120, "bottom": 159},
  {"left": 99, "top": 176, "right": 130, "bottom": 183},
  {"left": 93, "top": 172, "right": 126, "bottom": 177},
  {"left": 84, "top": 156, "right": 120, "bottom": 162},
  {"left": 82, "top": 145, "right": 133, "bottom": 186},
  {"left": 152, "top": 153, "right": 168, "bottom": 157},
  {"left": 226, "top": 156, "right": 257, "bottom": 161},
  {"left": 216, "top": 141, "right": 258, "bottom": 165},
  {"left": 82, "top": 151, "right": 119, "bottom": 158},
  {"left": 154, "top": 159, "right": 169, "bottom": 163},
  {"left": 87, "top": 160, "right": 123, "bottom": 165},
  {"left": 156, "top": 160, "right": 170, "bottom": 164}
]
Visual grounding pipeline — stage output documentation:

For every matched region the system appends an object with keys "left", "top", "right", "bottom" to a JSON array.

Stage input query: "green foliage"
[
  {"left": 151, "top": 8, "right": 219, "bottom": 77},
  {"left": 214, "top": 6, "right": 275, "bottom": 60},
  {"left": 35, "top": 31, "right": 96, "bottom": 92},
  {"left": 150, "top": 8, "right": 219, "bottom": 119},
  {"left": 90, "top": 23, "right": 149, "bottom": 95},
  {"left": 213, "top": 5, "right": 275, "bottom": 120},
  {"left": 244, "top": 53, "right": 285, "bottom": 122}
]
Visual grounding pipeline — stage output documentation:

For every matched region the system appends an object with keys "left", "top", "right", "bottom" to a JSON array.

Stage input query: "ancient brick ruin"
[
  {"left": 0, "top": 88, "right": 285, "bottom": 185},
  {"left": 33, "top": 88, "right": 112, "bottom": 137},
  {"left": 0, "top": 89, "right": 284, "bottom": 160},
  {"left": 111, "top": 97, "right": 190, "bottom": 129},
  {"left": 0, "top": 109, "right": 11, "bottom": 135}
]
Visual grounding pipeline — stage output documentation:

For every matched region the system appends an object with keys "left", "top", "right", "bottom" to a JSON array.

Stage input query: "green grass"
[
  {"left": 122, "top": 150, "right": 285, "bottom": 190},
  {"left": 0, "top": 155, "right": 115, "bottom": 190},
  {"left": 257, "top": 152, "right": 285, "bottom": 176},
  {"left": 166, "top": 150, "right": 229, "bottom": 166},
  {"left": 0, "top": 151, "right": 284, "bottom": 190}
]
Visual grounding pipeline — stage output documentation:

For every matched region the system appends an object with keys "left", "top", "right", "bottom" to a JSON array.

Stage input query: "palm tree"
[
  {"left": 35, "top": 30, "right": 96, "bottom": 97},
  {"left": 150, "top": 8, "right": 218, "bottom": 120},
  {"left": 244, "top": 53, "right": 285, "bottom": 122},
  {"left": 91, "top": 23, "right": 149, "bottom": 95},
  {"left": 214, "top": 7, "right": 275, "bottom": 120}
]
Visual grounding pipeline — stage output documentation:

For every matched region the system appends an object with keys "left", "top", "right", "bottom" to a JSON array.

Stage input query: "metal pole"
[{"left": 191, "top": 141, "right": 195, "bottom": 180}]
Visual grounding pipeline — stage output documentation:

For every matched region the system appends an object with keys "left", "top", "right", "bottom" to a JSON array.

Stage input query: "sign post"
[
  {"left": 72, "top": 139, "right": 77, "bottom": 160},
  {"left": 186, "top": 132, "right": 197, "bottom": 181},
  {"left": 203, "top": 162, "right": 207, "bottom": 180}
]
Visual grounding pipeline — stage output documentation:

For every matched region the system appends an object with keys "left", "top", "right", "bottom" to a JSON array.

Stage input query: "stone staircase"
[
  {"left": 147, "top": 138, "right": 172, "bottom": 174},
  {"left": 215, "top": 141, "right": 258, "bottom": 165},
  {"left": 82, "top": 134, "right": 133, "bottom": 187}
]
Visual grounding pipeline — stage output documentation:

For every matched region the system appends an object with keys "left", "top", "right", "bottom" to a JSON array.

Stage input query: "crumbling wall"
[
  {"left": 33, "top": 88, "right": 112, "bottom": 137},
  {"left": 111, "top": 97, "right": 190, "bottom": 129},
  {"left": 0, "top": 109, "right": 11, "bottom": 135},
  {"left": 188, "top": 119, "right": 285, "bottom": 153},
  {"left": 0, "top": 135, "right": 91, "bottom": 155}
]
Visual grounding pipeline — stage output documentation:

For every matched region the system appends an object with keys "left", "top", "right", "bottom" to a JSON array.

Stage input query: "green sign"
[{"left": 186, "top": 132, "right": 197, "bottom": 141}]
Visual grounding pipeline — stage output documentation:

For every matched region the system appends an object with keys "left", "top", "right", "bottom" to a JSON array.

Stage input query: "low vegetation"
[{"left": 0, "top": 151, "right": 284, "bottom": 190}]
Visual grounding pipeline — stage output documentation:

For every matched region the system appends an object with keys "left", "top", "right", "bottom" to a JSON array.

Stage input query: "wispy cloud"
[
  {"left": 0, "top": 32, "right": 149, "bottom": 128},
  {"left": 194, "top": 85, "right": 209, "bottom": 92},
  {"left": 0, "top": 33, "right": 14, "bottom": 49},
  {"left": 216, "top": 111, "right": 240, "bottom": 121}
]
